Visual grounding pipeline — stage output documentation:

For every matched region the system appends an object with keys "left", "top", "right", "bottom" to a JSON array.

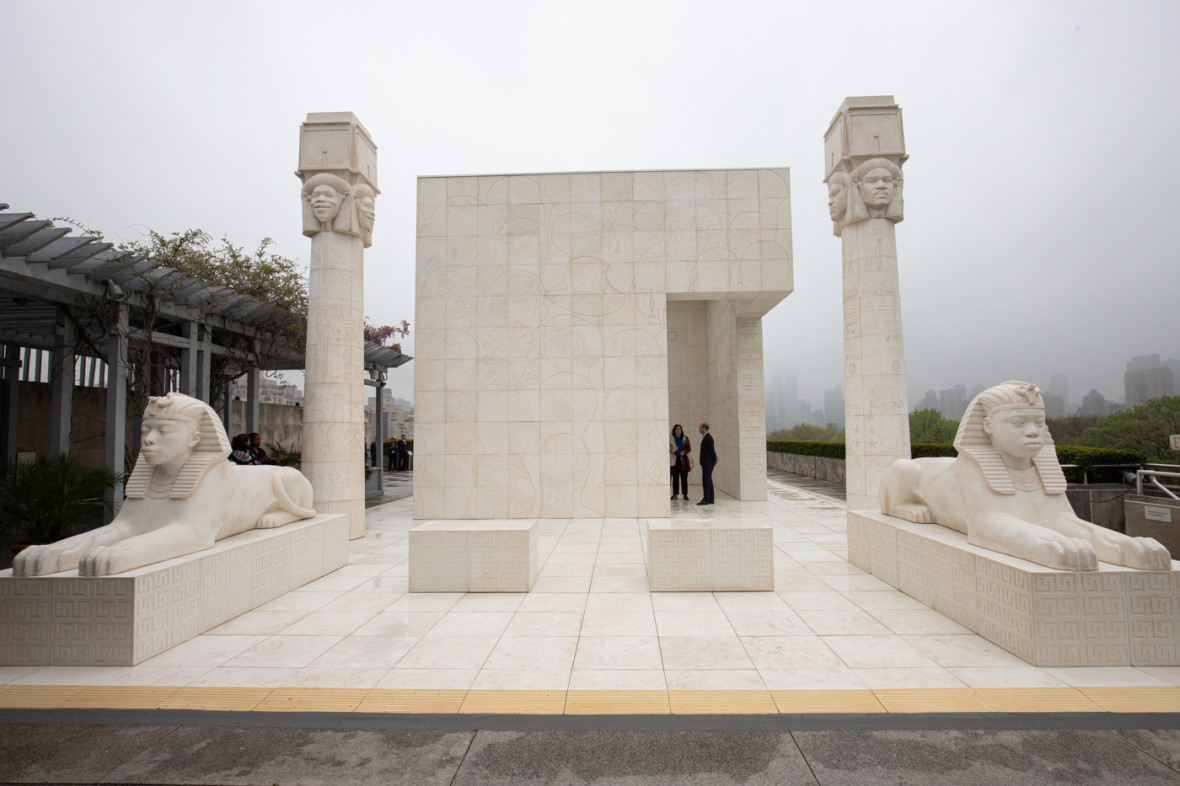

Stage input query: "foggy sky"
[{"left": 3, "top": 0, "right": 1177, "bottom": 409}]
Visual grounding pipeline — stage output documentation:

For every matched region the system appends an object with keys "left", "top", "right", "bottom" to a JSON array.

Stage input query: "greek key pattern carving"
[
  {"left": 0, "top": 514, "right": 348, "bottom": 666},
  {"left": 647, "top": 525, "right": 772, "bottom": 592},
  {"left": 849, "top": 511, "right": 1180, "bottom": 667}
]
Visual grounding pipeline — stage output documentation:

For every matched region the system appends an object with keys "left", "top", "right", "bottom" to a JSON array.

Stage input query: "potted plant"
[{"left": 0, "top": 455, "right": 120, "bottom": 550}]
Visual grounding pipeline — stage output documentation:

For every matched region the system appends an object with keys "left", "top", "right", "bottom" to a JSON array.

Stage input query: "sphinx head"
[
  {"left": 954, "top": 381, "right": 1067, "bottom": 495},
  {"left": 127, "top": 393, "right": 232, "bottom": 499}
]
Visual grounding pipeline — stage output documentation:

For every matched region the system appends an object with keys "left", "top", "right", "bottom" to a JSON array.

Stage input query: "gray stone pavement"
[{"left": 2, "top": 718, "right": 1180, "bottom": 784}]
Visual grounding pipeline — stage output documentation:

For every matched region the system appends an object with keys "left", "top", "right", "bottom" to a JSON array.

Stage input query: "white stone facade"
[{"left": 414, "top": 170, "right": 792, "bottom": 519}]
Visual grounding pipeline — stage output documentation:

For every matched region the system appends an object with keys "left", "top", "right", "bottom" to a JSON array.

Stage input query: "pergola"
[{"left": 0, "top": 204, "right": 409, "bottom": 504}]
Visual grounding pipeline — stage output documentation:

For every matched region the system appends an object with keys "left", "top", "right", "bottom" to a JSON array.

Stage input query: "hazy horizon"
[{"left": 4, "top": 1, "right": 1177, "bottom": 411}]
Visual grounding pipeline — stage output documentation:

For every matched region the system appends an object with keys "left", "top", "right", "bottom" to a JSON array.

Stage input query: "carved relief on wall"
[{"left": 301, "top": 173, "right": 354, "bottom": 237}]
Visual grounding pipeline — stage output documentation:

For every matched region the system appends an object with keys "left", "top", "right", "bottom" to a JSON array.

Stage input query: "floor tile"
[{"left": 660, "top": 636, "right": 753, "bottom": 670}]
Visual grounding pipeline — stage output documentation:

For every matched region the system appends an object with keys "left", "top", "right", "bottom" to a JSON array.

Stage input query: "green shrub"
[
  {"left": 911, "top": 443, "right": 957, "bottom": 458},
  {"left": 767, "top": 441, "right": 845, "bottom": 459},
  {"left": 1055, "top": 445, "right": 1143, "bottom": 483},
  {"left": 0, "top": 455, "right": 120, "bottom": 544}
]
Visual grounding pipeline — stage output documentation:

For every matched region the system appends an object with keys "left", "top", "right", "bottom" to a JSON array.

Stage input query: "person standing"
[
  {"left": 395, "top": 434, "right": 409, "bottom": 471},
  {"left": 669, "top": 424, "right": 691, "bottom": 500},
  {"left": 697, "top": 422, "right": 716, "bottom": 505}
]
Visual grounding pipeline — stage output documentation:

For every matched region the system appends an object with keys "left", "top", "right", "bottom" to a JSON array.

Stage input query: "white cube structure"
[{"left": 414, "top": 170, "right": 793, "bottom": 519}]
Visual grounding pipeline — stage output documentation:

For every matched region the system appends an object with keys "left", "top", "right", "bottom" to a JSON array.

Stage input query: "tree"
[
  {"left": 1076, "top": 396, "right": 1180, "bottom": 463},
  {"left": 1045, "top": 414, "right": 1102, "bottom": 446},
  {"left": 909, "top": 408, "right": 958, "bottom": 444},
  {"left": 768, "top": 423, "right": 842, "bottom": 442}
]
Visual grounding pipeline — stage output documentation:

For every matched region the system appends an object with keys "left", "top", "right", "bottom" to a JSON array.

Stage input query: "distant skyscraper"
[
  {"left": 783, "top": 371, "right": 800, "bottom": 428},
  {"left": 1127, "top": 354, "right": 1162, "bottom": 372},
  {"left": 1125, "top": 366, "right": 1175, "bottom": 408},
  {"left": 1048, "top": 373, "right": 1070, "bottom": 415},
  {"left": 765, "top": 370, "right": 787, "bottom": 433},
  {"left": 1078, "top": 389, "right": 1123, "bottom": 416},
  {"left": 914, "top": 389, "right": 939, "bottom": 413},
  {"left": 1042, "top": 393, "right": 1065, "bottom": 418},
  {"left": 824, "top": 385, "right": 845, "bottom": 429},
  {"left": 939, "top": 384, "right": 968, "bottom": 422}
]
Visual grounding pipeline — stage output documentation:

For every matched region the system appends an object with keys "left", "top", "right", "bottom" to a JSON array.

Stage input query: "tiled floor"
[{"left": 3, "top": 477, "right": 1179, "bottom": 714}]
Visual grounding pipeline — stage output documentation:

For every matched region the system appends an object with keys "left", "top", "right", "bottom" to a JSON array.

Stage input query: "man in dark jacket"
[{"left": 697, "top": 423, "right": 716, "bottom": 505}]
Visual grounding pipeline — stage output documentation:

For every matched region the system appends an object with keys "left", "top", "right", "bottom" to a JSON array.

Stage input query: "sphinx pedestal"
[
  {"left": 0, "top": 514, "right": 348, "bottom": 666},
  {"left": 849, "top": 510, "right": 1180, "bottom": 667}
]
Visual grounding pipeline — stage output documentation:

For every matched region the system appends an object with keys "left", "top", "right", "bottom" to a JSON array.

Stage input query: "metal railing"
[
  {"left": 1058, "top": 463, "right": 1141, "bottom": 485},
  {"left": 1136, "top": 464, "right": 1180, "bottom": 501}
]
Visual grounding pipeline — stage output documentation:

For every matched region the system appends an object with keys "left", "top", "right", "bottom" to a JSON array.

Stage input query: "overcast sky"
[{"left": 4, "top": 1, "right": 1178, "bottom": 410}]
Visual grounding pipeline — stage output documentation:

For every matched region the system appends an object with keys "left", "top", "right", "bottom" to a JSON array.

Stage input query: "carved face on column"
[
  {"left": 353, "top": 183, "right": 376, "bottom": 246},
  {"left": 310, "top": 185, "right": 342, "bottom": 223},
  {"left": 300, "top": 173, "right": 353, "bottom": 237},
  {"left": 848, "top": 158, "right": 904, "bottom": 223},
  {"left": 859, "top": 168, "right": 895, "bottom": 210},
  {"left": 827, "top": 173, "right": 849, "bottom": 221}
]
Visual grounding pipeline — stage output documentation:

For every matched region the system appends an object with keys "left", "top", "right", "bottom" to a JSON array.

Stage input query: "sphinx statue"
[
  {"left": 879, "top": 380, "right": 1171, "bottom": 571},
  {"left": 13, "top": 393, "right": 315, "bottom": 577}
]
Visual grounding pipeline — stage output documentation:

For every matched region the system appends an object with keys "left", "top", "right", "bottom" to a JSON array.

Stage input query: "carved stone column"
[
  {"left": 296, "top": 112, "right": 379, "bottom": 539},
  {"left": 824, "top": 96, "right": 910, "bottom": 510}
]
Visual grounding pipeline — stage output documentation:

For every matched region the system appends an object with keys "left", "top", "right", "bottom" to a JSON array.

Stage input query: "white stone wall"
[{"left": 414, "top": 169, "right": 792, "bottom": 519}]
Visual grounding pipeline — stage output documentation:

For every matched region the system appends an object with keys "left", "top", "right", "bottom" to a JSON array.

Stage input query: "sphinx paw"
[
  {"left": 1040, "top": 537, "right": 1098, "bottom": 571},
  {"left": 79, "top": 546, "right": 124, "bottom": 577},
  {"left": 886, "top": 503, "right": 936, "bottom": 524},
  {"left": 1128, "top": 537, "right": 1173, "bottom": 571},
  {"left": 13, "top": 545, "right": 72, "bottom": 576}
]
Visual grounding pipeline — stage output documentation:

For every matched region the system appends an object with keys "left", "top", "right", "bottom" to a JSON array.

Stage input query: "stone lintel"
[{"left": 824, "top": 95, "right": 907, "bottom": 181}]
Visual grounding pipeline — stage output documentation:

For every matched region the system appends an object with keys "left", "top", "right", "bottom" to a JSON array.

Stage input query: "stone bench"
[
  {"left": 0, "top": 513, "right": 349, "bottom": 667},
  {"left": 849, "top": 509, "right": 1180, "bottom": 667},
  {"left": 409, "top": 520, "right": 540, "bottom": 593},
  {"left": 646, "top": 520, "right": 774, "bottom": 591}
]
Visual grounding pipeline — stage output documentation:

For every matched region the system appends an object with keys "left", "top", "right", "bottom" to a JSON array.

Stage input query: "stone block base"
[
  {"left": 0, "top": 514, "right": 348, "bottom": 667},
  {"left": 848, "top": 510, "right": 1180, "bottom": 667},
  {"left": 646, "top": 520, "right": 774, "bottom": 591},
  {"left": 409, "top": 520, "right": 539, "bottom": 592}
]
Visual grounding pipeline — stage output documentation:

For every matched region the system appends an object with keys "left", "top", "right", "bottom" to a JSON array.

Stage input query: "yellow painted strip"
[
  {"left": 975, "top": 688, "right": 1102, "bottom": 713},
  {"left": 1080, "top": 686, "right": 1180, "bottom": 713},
  {"left": 458, "top": 690, "right": 566, "bottom": 714},
  {"left": 668, "top": 690, "right": 778, "bottom": 715},
  {"left": 873, "top": 689, "right": 992, "bottom": 714},
  {"left": 59, "top": 686, "right": 179, "bottom": 709},
  {"left": 157, "top": 687, "right": 271, "bottom": 711},
  {"left": 771, "top": 689, "right": 887, "bottom": 714},
  {"left": 0, "top": 685, "right": 87, "bottom": 708},
  {"left": 253, "top": 688, "right": 370, "bottom": 713},
  {"left": 356, "top": 689, "right": 467, "bottom": 714},
  {"left": 4, "top": 684, "right": 1178, "bottom": 715},
  {"left": 564, "top": 690, "right": 670, "bottom": 715}
]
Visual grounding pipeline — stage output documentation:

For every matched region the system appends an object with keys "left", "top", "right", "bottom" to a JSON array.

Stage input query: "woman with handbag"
[{"left": 669, "top": 424, "right": 692, "bottom": 500}]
